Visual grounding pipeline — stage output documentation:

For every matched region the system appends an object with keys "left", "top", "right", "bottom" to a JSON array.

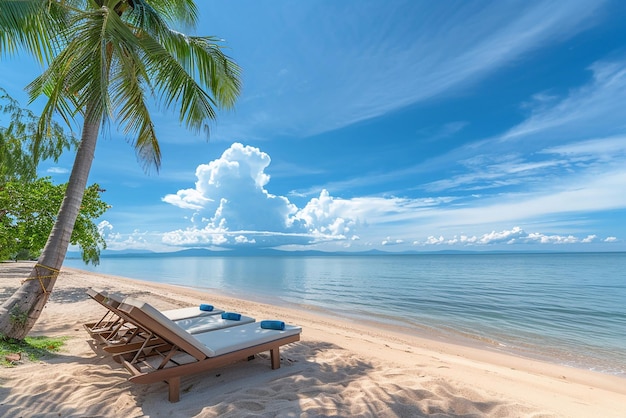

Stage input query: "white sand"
[{"left": 1, "top": 261, "right": 625, "bottom": 417}]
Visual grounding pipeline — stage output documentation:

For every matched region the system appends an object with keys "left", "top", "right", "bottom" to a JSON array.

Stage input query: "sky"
[{"left": 2, "top": 0, "right": 626, "bottom": 254}]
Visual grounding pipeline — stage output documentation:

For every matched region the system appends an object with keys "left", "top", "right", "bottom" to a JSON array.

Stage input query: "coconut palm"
[{"left": 0, "top": 0, "right": 241, "bottom": 339}]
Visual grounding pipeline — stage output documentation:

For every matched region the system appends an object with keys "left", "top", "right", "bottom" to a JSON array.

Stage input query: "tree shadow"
[
  {"left": 0, "top": 330, "right": 512, "bottom": 417},
  {"left": 0, "top": 344, "right": 133, "bottom": 417},
  {"left": 0, "top": 261, "right": 32, "bottom": 300},
  {"left": 135, "top": 340, "right": 508, "bottom": 417}
]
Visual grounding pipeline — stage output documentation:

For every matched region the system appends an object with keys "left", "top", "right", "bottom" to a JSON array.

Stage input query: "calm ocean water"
[{"left": 63, "top": 252, "right": 626, "bottom": 377}]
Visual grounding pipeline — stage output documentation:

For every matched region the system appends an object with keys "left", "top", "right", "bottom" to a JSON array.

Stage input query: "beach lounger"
[
  {"left": 84, "top": 289, "right": 242, "bottom": 346},
  {"left": 85, "top": 288, "right": 224, "bottom": 323},
  {"left": 97, "top": 297, "right": 255, "bottom": 357},
  {"left": 114, "top": 297, "right": 302, "bottom": 402}
]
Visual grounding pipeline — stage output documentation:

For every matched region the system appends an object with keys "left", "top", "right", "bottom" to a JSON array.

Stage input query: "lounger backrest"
[
  {"left": 118, "top": 298, "right": 213, "bottom": 359},
  {"left": 86, "top": 288, "right": 108, "bottom": 303},
  {"left": 87, "top": 288, "right": 125, "bottom": 308}
]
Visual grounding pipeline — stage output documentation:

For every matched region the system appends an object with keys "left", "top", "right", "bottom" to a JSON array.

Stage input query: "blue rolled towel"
[
  {"left": 261, "top": 320, "right": 285, "bottom": 330},
  {"left": 199, "top": 304, "right": 214, "bottom": 311},
  {"left": 221, "top": 312, "right": 242, "bottom": 321}
]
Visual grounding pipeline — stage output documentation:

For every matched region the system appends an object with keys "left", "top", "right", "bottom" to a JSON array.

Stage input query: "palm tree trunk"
[{"left": 0, "top": 109, "right": 100, "bottom": 339}]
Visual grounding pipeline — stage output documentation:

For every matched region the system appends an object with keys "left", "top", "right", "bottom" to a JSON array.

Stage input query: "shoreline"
[
  {"left": 62, "top": 252, "right": 626, "bottom": 380},
  {"left": 81, "top": 266, "right": 626, "bottom": 379},
  {"left": 1, "top": 261, "right": 625, "bottom": 417}
]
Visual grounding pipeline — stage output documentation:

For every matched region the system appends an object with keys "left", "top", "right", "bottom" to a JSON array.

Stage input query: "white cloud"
[
  {"left": 46, "top": 167, "right": 69, "bottom": 174},
  {"left": 162, "top": 143, "right": 296, "bottom": 233},
  {"left": 541, "top": 135, "right": 626, "bottom": 160},
  {"left": 382, "top": 237, "right": 404, "bottom": 246},
  {"left": 155, "top": 142, "right": 625, "bottom": 251},
  {"left": 161, "top": 143, "right": 359, "bottom": 247},
  {"left": 97, "top": 220, "right": 114, "bottom": 237},
  {"left": 501, "top": 60, "right": 626, "bottom": 143},
  {"left": 211, "top": 1, "right": 607, "bottom": 140},
  {"left": 162, "top": 189, "right": 209, "bottom": 210},
  {"left": 97, "top": 226, "right": 170, "bottom": 252},
  {"left": 414, "top": 227, "right": 614, "bottom": 247},
  {"left": 383, "top": 59, "right": 626, "bottom": 201},
  {"left": 582, "top": 235, "right": 598, "bottom": 243}
]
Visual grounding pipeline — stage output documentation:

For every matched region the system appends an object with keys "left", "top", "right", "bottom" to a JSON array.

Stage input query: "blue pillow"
[
  {"left": 221, "top": 312, "right": 242, "bottom": 321},
  {"left": 260, "top": 320, "right": 285, "bottom": 330},
  {"left": 199, "top": 304, "right": 214, "bottom": 311}
]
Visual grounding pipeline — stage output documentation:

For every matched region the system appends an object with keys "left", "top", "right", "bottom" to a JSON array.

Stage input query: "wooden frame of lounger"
[
  {"left": 84, "top": 289, "right": 135, "bottom": 344},
  {"left": 115, "top": 299, "right": 301, "bottom": 402}
]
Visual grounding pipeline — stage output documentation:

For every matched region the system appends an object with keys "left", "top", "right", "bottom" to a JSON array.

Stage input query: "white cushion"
[
  {"left": 192, "top": 322, "right": 302, "bottom": 357},
  {"left": 175, "top": 314, "right": 255, "bottom": 334},
  {"left": 162, "top": 306, "right": 224, "bottom": 321}
]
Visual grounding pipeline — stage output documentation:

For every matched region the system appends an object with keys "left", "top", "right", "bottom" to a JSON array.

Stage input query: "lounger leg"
[
  {"left": 270, "top": 347, "right": 281, "bottom": 369},
  {"left": 168, "top": 377, "right": 181, "bottom": 403}
]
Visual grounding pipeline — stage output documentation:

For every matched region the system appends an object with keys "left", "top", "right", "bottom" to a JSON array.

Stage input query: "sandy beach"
[{"left": 1, "top": 261, "right": 625, "bottom": 417}]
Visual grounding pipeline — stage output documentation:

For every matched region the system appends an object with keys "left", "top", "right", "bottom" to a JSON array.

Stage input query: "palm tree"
[{"left": 0, "top": 0, "right": 241, "bottom": 339}]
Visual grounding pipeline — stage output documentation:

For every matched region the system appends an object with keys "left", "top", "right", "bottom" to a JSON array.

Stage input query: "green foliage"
[
  {"left": 0, "top": 335, "right": 67, "bottom": 367},
  {"left": 0, "top": 88, "right": 77, "bottom": 183},
  {"left": 8, "top": 306, "right": 28, "bottom": 327},
  {"left": 1, "top": 0, "right": 240, "bottom": 269},
  {"left": 0, "top": 178, "right": 109, "bottom": 264},
  {"left": 2, "top": 0, "right": 241, "bottom": 173},
  {"left": 0, "top": 70, "right": 107, "bottom": 265}
]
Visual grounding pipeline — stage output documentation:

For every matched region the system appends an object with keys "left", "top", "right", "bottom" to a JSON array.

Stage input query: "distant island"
[{"left": 65, "top": 247, "right": 623, "bottom": 259}]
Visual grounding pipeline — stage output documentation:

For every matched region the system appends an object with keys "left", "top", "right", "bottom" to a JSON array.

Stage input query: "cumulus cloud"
[
  {"left": 161, "top": 143, "right": 360, "bottom": 248},
  {"left": 96, "top": 221, "right": 166, "bottom": 251},
  {"left": 382, "top": 237, "right": 404, "bottom": 246},
  {"left": 97, "top": 220, "right": 114, "bottom": 237},
  {"left": 155, "top": 143, "right": 622, "bottom": 251},
  {"left": 414, "top": 227, "right": 615, "bottom": 247}
]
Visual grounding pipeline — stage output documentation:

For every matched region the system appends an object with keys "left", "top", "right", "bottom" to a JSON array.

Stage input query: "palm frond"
[
  {"left": 142, "top": 36, "right": 218, "bottom": 133},
  {"left": 10, "top": 0, "right": 241, "bottom": 172},
  {"left": 0, "top": 0, "right": 54, "bottom": 61},
  {"left": 126, "top": 0, "right": 198, "bottom": 29},
  {"left": 108, "top": 40, "right": 161, "bottom": 168},
  {"left": 141, "top": 29, "right": 241, "bottom": 128}
]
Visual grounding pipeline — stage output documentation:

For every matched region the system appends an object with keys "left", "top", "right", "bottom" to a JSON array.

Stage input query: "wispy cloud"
[
  {"left": 46, "top": 167, "right": 70, "bottom": 174},
  {"left": 500, "top": 60, "right": 626, "bottom": 142},
  {"left": 361, "top": 59, "right": 626, "bottom": 199},
  {"left": 211, "top": 1, "right": 607, "bottom": 140}
]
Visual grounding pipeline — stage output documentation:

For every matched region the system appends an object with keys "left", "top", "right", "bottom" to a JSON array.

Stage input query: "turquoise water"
[{"left": 63, "top": 252, "right": 626, "bottom": 376}]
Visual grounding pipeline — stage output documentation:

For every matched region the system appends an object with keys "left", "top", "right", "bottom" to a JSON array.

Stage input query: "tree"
[
  {"left": 1, "top": 87, "right": 77, "bottom": 183},
  {"left": 0, "top": 89, "right": 106, "bottom": 264},
  {"left": 0, "top": 0, "right": 241, "bottom": 339},
  {"left": 0, "top": 178, "right": 108, "bottom": 263}
]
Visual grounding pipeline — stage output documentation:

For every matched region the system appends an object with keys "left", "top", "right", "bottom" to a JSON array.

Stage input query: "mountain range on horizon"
[{"left": 64, "top": 247, "right": 615, "bottom": 260}]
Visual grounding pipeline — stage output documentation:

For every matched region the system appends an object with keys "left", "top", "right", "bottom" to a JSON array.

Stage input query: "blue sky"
[{"left": 3, "top": 0, "right": 626, "bottom": 253}]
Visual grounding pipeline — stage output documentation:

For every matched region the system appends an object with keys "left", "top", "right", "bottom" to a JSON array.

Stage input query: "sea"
[{"left": 63, "top": 252, "right": 626, "bottom": 377}]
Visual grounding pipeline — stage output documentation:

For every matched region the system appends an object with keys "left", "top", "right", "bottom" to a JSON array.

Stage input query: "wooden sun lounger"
[
  {"left": 84, "top": 289, "right": 242, "bottom": 347},
  {"left": 99, "top": 300, "right": 256, "bottom": 358},
  {"left": 85, "top": 288, "right": 225, "bottom": 324},
  {"left": 115, "top": 298, "right": 302, "bottom": 402}
]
